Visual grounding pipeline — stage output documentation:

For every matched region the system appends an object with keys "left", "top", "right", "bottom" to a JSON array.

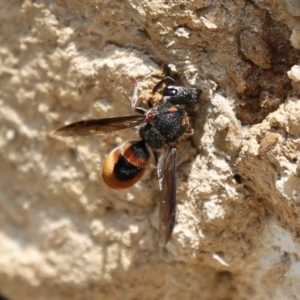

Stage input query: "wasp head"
[{"left": 162, "top": 86, "right": 202, "bottom": 111}]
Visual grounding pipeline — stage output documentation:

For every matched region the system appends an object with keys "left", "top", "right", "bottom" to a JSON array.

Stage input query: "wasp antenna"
[{"left": 152, "top": 76, "right": 176, "bottom": 94}]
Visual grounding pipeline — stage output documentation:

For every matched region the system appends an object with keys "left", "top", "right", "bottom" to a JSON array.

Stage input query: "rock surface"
[{"left": 1, "top": 0, "right": 300, "bottom": 299}]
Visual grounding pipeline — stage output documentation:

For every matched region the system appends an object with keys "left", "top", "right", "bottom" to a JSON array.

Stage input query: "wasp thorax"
[{"left": 139, "top": 102, "right": 189, "bottom": 149}]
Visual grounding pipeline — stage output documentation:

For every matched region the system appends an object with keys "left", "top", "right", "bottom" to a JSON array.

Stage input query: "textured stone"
[{"left": 1, "top": 0, "right": 300, "bottom": 299}]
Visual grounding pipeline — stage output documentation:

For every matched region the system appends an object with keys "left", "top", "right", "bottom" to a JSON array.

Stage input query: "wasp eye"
[{"left": 163, "top": 88, "right": 177, "bottom": 97}]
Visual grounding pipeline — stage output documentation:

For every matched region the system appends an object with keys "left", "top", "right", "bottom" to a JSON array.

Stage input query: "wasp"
[{"left": 55, "top": 77, "right": 202, "bottom": 244}]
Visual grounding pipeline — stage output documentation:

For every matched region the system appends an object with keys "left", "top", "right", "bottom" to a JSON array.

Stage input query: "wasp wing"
[
  {"left": 158, "top": 146, "right": 177, "bottom": 244},
  {"left": 55, "top": 115, "right": 146, "bottom": 136}
]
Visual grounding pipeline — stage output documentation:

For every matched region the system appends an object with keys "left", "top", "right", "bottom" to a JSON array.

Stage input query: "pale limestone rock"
[{"left": 1, "top": 0, "right": 300, "bottom": 300}]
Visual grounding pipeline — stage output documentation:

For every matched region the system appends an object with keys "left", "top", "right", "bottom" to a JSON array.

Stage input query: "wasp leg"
[
  {"left": 130, "top": 77, "right": 147, "bottom": 115},
  {"left": 146, "top": 97, "right": 154, "bottom": 108},
  {"left": 130, "top": 77, "right": 139, "bottom": 110}
]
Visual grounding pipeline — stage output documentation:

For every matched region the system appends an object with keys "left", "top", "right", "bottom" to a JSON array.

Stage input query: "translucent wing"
[
  {"left": 55, "top": 115, "right": 146, "bottom": 136},
  {"left": 158, "top": 146, "right": 177, "bottom": 244}
]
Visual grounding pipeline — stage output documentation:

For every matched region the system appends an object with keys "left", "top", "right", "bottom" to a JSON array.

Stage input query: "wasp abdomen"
[
  {"left": 114, "top": 156, "right": 143, "bottom": 181},
  {"left": 102, "top": 140, "right": 150, "bottom": 189}
]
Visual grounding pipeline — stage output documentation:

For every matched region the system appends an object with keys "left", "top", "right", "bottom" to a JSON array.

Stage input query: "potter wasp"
[{"left": 55, "top": 77, "right": 202, "bottom": 243}]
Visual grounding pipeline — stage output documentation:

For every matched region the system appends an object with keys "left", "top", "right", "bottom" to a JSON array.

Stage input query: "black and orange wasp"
[{"left": 55, "top": 77, "right": 202, "bottom": 244}]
